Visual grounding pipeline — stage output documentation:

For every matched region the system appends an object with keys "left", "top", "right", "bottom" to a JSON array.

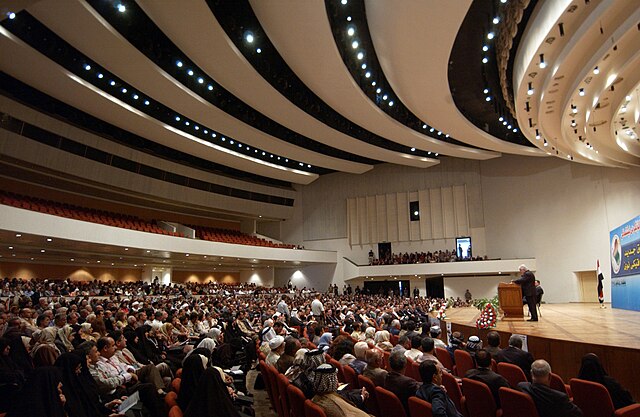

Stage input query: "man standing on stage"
[{"left": 512, "top": 264, "right": 538, "bottom": 322}]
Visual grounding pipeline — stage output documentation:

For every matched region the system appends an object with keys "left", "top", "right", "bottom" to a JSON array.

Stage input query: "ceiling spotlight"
[
  {"left": 483, "top": 88, "right": 489, "bottom": 94},
  {"left": 144, "top": 100, "right": 149, "bottom": 105},
  {"left": 482, "top": 45, "right": 489, "bottom": 52},
  {"left": 493, "top": 17, "right": 500, "bottom": 24},
  {"left": 245, "top": 32, "right": 254, "bottom": 43},
  {"left": 376, "top": 88, "right": 381, "bottom": 93},
  {"left": 539, "top": 54, "right": 546, "bottom": 68},
  {"left": 579, "top": 88, "right": 585, "bottom": 96},
  {"left": 110, "top": 81, "right": 116, "bottom": 86},
  {"left": 357, "top": 52, "right": 364, "bottom": 60},
  {"left": 571, "top": 119, "right": 576, "bottom": 127},
  {"left": 535, "top": 129, "right": 540, "bottom": 139},
  {"left": 187, "top": 69, "right": 194, "bottom": 76},
  {"left": 46, "top": 238, "right": 52, "bottom": 242},
  {"left": 485, "top": 96, "right": 491, "bottom": 101},
  {"left": 430, "top": 127, "right": 435, "bottom": 132},
  {"left": 487, "top": 32, "right": 495, "bottom": 40},
  {"left": 207, "top": 85, "right": 213, "bottom": 91},
  {"left": 347, "top": 16, "right": 352, "bottom": 21},
  {"left": 543, "top": 139, "right": 548, "bottom": 147},
  {"left": 256, "top": 48, "right": 262, "bottom": 53},
  {"left": 117, "top": 3, "right": 126, "bottom": 13},
  {"left": 361, "top": 63, "right": 367, "bottom": 69},
  {"left": 527, "top": 82, "right": 534, "bottom": 95},
  {"left": 15, "top": 234, "right": 21, "bottom": 237},
  {"left": 482, "top": 57, "right": 489, "bottom": 64},
  {"left": 352, "top": 41, "right": 359, "bottom": 49},
  {"left": 502, "top": 121, "right": 507, "bottom": 125},
  {"left": 593, "top": 66, "right": 599, "bottom": 74},
  {"left": 371, "top": 81, "right": 376, "bottom": 86},
  {"left": 97, "top": 73, "right": 103, "bottom": 79},
  {"left": 365, "top": 71, "right": 371, "bottom": 78},
  {"left": 84, "top": 64, "right": 91, "bottom": 71},
  {"left": 571, "top": 105, "right": 578, "bottom": 114},
  {"left": 341, "top": 0, "right": 347, "bottom": 4},
  {"left": 507, "top": 124, "right": 512, "bottom": 129},
  {"left": 512, "top": 128, "right": 518, "bottom": 132},
  {"left": 8, "top": 12, "right": 16, "bottom": 19},
  {"left": 40, "top": 249, "right": 45, "bottom": 253},
  {"left": 176, "top": 61, "right": 183, "bottom": 68},
  {"left": 422, "top": 124, "right": 427, "bottom": 129},
  {"left": 388, "top": 101, "right": 394, "bottom": 106},
  {"left": 411, "top": 148, "right": 416, "bottom": 152},
  {"left": 347, "top": 27, "right": 355, "bottom": 36},
  {"left": 500, "top": 0, "right": 507, "bottom": 3},
  {"left": 133, "top": 94, "right": 138, "bottom": 99},
  {"left": 435, "top": 153, "right": 439, "bottom": 156},
  {"left": 625, "top": 95, "right": 631, "bottom": 102},
  {"left": 498, "top": 116, "right": 504, "bottom": 122},
  {"left": 382, "top": 94, "right": 388, "bottom": 100}
]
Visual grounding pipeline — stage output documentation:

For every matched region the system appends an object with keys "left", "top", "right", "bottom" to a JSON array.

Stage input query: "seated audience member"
[
  {"left": 418, "top": 337, "right": 445, "bottom": 371},
  {"left": 266, "top": 335, "right": 285, "bottom": 367},
  {"left": 291, "top": 349, "right": 326, "bottom": 399},
  {"left": 276, "top": 336, "right": 300, "bottom": 374},
  {"left": 484, "top": 331, "right": 501, "bottom": 357},
  {"left": 391, "top": 335, "right": 411, "bottom": 355},
  {"left": 184, "top": 367, "right": 241, "bottom": 417},
  {"left": 179, "top": 353, "right": 208, "bottom": 411},
  {"left": 317, "top": 332, "right": 333, "bottom": 352},
  {"left": 311, "top": 364, "right": 370, "bottom": 417},
  {"left": 7, "top": 366, "right": 66, "bottom": 417},
  {"left": 577, "top": 353, "right": 635, "bottom": 410},
  {"left": 464, "top": 335, "right": 482, "bottom": 363},
  {"left": 389, "top": 320, "right": 401, "bottom": 336},
  {"left": 446, "top": 332, "right": 465, "bottom": 363},
  {"left": 284, "top": 348, "right": 308, "bottom": 380},
  {"left": 374, "top": 330, "right": 393, "bottom": 352},
  {"left": 31, "top": 327, "right": 61, "bottom": 367},
  {"left": 363, "top": 348, "right": 388, "bottom": 386},
  {"left": 384, "top": 351, "right": 422, "bottom": 414},
  {"left": 464, "top": 350, "right": 509, "bottom": 407},
  {"left": 416, "top": 360, "right": 463, "bottom": 417},
  {"left": 405, "top": 335, "right": 423, "bottom": 362},
  {"left": 0, "top": 337, "right": 25, "bottom": 412},
  {"left": 518, "top": 359, "right": 583, "bottom": 417},
  {"left": 495, "top": 334, "right": 534, "bottom": 379},
  {"left": 348, "top": 341, "right": 369, "bottom": 375},
  {"left": 55, "top": 325, "right": 75, "bottom": 354},
  {"left": 430, "top": 326, "right": 447, "bottom": 350}
]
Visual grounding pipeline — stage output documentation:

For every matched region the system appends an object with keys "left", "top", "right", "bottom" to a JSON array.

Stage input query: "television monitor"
[{"left": 456, "top": 237, "right": 472, "bottom": 260}]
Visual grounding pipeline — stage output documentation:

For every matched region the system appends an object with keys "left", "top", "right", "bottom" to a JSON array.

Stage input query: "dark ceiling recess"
[
  {"left": 324, "top": 0, "right": 481, "bottom": 151},
  {"left": 449, "top": 0, "right": 538, "bottom": 147},
  {"left": 208, "top": 0, "right": 438, "bottom": 160}
]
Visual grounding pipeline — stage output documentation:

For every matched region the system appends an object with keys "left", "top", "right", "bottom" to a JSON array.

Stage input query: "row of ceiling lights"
[{"left": 338, "top": 0, "right": 441, "bottom": 156}]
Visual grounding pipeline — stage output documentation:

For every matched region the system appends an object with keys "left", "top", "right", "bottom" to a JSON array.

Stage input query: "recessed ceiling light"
[
  {"left": 40, "top": 249, "right": 45, "bottom": 253},
  {"left": 117, "top": 4, "right": 126, "bottom": 12},
  {"left": 70, "top": 258, "right": 74, "bottom": 261},
  {"left": 352, "top": 41, "right": 359, "bottom": 49},
  {"left": 347, "top": 27, "right": 355, "bottom": 36},
  {"left": 46, "top": 238, "right": 52, "bottom": 242},
  {"left": 8, "top": 246, "right": 13, "bottom": 250},
  {"left": 593, "top": 66, "right": 599, "bottom": 75},
  {"left": 493, "top": 17, "right": 500, "bottom": 24},
  {"left": 487, "top": 32, "right": 495, "bottom": 40},
  {"left": 8, "top": 12, "right": 16, "bottom": 19},
  {"left": 15, "top": 234, "right": 21, "bottom": 237},
  {"left": 357, "top": 52, "right": 364, "bottom": 60},
  {"left": 482, "top": 45, "right": 489, "bottom": 52},
  {"left": 124, "top": 248, "right": 129, "bottom": 251},
  {"left": 482, "top": 57, "right": 489, "bottom": 64},
  {"left": 84, "top": 64, "right": 91, "bottom": 71},
  {"left": 256, "top": 48, "right": 262, "bottom": 53},
  {"left": 245, "top": 32, "right": 254, "bottom": 43}
]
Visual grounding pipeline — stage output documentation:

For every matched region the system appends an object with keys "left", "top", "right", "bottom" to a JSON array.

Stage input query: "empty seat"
[
  {"left": 455, "top": 350, "right": 476, "bottom": 377},
  {"left": 570, "top": 378, "right": 640, "bottom": 417},
  {"left": 498, "top": 387, "right": 539, "bottom": 417},
  {"left": 408, "top": 396, "right": 434, "bottom": 417},
  {"left": 462, "top": 377, "right": 501, "bottom": 417},
  {"left": 496, "top": 362, "right": 527, "bottom": 388},
  {"left": 304, "top": 399, "right": 328, "bottom": 417},
  {"left": 375, "top": 386, "right": 408, "bottom": 417}
]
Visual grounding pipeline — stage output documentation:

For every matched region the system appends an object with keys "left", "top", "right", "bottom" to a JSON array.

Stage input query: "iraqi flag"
[{"left": 597, "top": 259, "right": 605, "bottom": 304}]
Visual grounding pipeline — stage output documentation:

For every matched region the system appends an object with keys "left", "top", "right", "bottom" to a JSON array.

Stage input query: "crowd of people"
[
  {"left": 0, "top": 276, "right": 635, "bottom": 417},
  {"left": 368, "top": 249, "right": 487, "bottom": 265}
]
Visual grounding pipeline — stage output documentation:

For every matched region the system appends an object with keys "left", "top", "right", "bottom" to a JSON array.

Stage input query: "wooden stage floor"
[{"left": 444, "top": 302, "right": 640, "bottom": 350}]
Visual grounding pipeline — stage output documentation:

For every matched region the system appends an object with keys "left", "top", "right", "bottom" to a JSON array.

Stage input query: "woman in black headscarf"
[
  {"left": 577, "top": 353, "right": 635, "bottom": 409},
  {"left": 135, "top": 325, "right": 163, "bottom": 364},
  {"left": 0, "top": 337, "right": 25, "bottom": 413},
  {"left": 7, "top": 366, "right": 67, "bottom": 417},
  {"left": 178, "top": 353, "right": 207, "bottom": 411},
  {"left": 184, "top": 367, "right": 241, "bottom": 417}
]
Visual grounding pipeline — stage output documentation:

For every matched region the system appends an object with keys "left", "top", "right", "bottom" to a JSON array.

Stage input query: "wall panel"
[
  {"left": 386, "top": 194, "right": 398, "bottom": 242},
  {"left": 442, "top": 186, "right": 455, "bottom": 238},
  {"left": 453, "top": 185, "right": 469, "bottom": 236},
  {"left": 366, "top": 196, "right": 377, "bottom": 244},
  {"left": 429, "top": 188, "right": 444, "bottom": 239},
  {"left": 375, "top": 194, "right": 387, "bottom": 242},
  {"left": 396, "top": 192, "right": 409, "bottom": 242},
  {"left": 418, "top": 189, "right": 432, "bottom": 240}
]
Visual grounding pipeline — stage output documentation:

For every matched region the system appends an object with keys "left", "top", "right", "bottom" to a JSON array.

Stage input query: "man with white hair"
[
  {"left": 518, "top": 359, "right": 583, "bottom": 417},
  {"left": 512, "top": 264, "right": 538, "bottom": 322}
]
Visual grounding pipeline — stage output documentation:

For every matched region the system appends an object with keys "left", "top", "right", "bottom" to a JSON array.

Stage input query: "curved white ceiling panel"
[
  {"left": 0, "top": 26, "right": 318, "bottom": 184},
  {"left": 250, "top": 0, "right": 499, "bottom": 161},
  {"left": 136, "top": 0, "right": 434, "bottom": 169},
  {"left": 28, "top": 0, "right": 369, "bottom": 175},
  {"left": 364, "top": 0, "right": 544, "bottom": 157}
]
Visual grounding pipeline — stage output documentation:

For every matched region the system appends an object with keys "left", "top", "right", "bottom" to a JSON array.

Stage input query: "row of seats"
[
  {"left": 260, "top": 342, "right": 640, "bottom": 417},
  {"left": 195, "top": 225, "right": 296, "bottom": 249},
  {"left": 0, "top": 191, "right": 184, "bottom": 237}
]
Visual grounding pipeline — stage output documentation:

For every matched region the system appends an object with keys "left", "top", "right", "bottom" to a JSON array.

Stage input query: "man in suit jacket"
[
  {"left": 495, "top": 335, "right": 535, "bottom": 379},
  {"left": 518, "top": 360, "right": 583, "bottom": 417},
  {"left": 383, "top": 351, "right": 422, "bottom": 414},
  {"left": 465, "top": 350, "right": 510, "bottom": 407},
  {"left": 512, "top": 264, "right": 538, "bottom": 321}
]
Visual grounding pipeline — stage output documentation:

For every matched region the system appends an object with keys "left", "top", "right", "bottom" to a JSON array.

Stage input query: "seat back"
[
  {"left": 342, "top": 362, "right": 359, "bottom": 388},
  {"left": 171, "top": 378, "right": 181, "bottom": 393},
  {"left": 383, "top": 351, "right": 391, "bottom": 371},
  {"left": 462, "top": 377, "right": 498, "bottom": 417},
  {"left": 408, "top": 396, "right": 433, "bottom": 417},
  {"left": 410, "top": 359, "right": 422, "bottom": 382},
  {"left": 569, "top": 378, "right": 615, "bottom": 417},
  {"left": 287, "top": 383, "right": 306, "bottom": 417},
  {"left": 442, "top": 370, "right": 466, "bottom": 415},
  {"left": 454, "top": 350, "right": 476, "bottom": 377},
  {"left": 277, "top": 373, "right": 291, "bottom": 417},
  {"left": 405, "top": 357, "right": 415, "bottom": 377},
  {"left": 168, "top": 405, "right": 184, "bottom": 417},
  {"left": 549, "top": 373, "right": 569, "bottom": 396},
  {"left": 304, "top": 399, "right": 328, "bottom": 417},
  {"left": 267, "top": 365, "right": 284, "bottom": 417},
  {"left": 358, "top": 375, "right": 381, "bottom": 417},
  {"left": 435, "top": 347, "right": 454, "bottom": 371},
  {"left": 498, "top": 387, "right": 539, "bottom": 417},
  {"left": 390, "top": 334, "right": 399, "bottom": 346},
  {"left": 375, "top": 386, "right": 408, "bottom": 417},
  {"left": 164, "top": 391, "right": 178, "bottom": 409},
  {"left": 259, "top": 360, "right": 276, "bottom": 410},
  {"left": 328, "top": 358, "right": 346, "bottom": 383},
  {"left": 497, "top": 362, "right": 527, "bottom": 387}
]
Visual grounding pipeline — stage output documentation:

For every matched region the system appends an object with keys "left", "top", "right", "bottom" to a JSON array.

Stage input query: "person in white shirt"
[
  {"left": 405, "top": 335, "right": 423, "bottom": 362},
  {"left": 311, "top": 293, "right": 325, "bottom": 326}
]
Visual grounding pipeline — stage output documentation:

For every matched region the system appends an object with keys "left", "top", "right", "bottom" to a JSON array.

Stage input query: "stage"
[
  {"left": 443, "top": 302, "right": 640, "bottom": 350},
  {"left": 442, "top": 302, "right": 640, "bottom": 400}
]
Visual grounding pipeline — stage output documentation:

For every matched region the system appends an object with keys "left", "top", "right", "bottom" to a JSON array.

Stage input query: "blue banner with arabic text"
[{"left": 610, "top": 215, "right": 640, "bottom": 311}]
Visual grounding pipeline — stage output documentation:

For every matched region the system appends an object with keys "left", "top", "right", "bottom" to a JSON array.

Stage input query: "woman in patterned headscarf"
[{"left": 311, "top": 364, "right": 371, "bottom": 417}]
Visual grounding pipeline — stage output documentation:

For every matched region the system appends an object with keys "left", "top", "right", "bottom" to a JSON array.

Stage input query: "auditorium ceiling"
[{"left": 1, "top": 0, "right": 636, "bottom": 191}]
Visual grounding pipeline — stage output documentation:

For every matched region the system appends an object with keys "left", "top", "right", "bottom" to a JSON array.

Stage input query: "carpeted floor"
[{"left": 246, "top": 369, "right": 277, "bottom": 417}]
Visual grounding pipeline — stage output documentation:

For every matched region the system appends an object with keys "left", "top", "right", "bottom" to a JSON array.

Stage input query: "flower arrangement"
[
  {"left": 436, "top": 302, "right": 447, "bottom": 320},
  {"left": 476, "top": 302, "right": 498, "bottom": 329}
]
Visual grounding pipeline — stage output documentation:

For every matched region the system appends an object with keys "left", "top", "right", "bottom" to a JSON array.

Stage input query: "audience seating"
[
  {"left": 549, "top": 372, "right": 572, "bottom": 398},
  {"left": 164, "top": 391, "right": 179, "bottom": 409},
  {"left": 496, "top": 362, "right": 527, "bottom": 387},
  {"left": 435, "top": 347, "right": 455, "bottom": 371},
  {"left": 382, "top": 351, "right": 391, "bottom": 371},
  {"left": 408, "top": 359, "right": 422, "bottom": 382},
  {"left": 328, "top": 358, "right": 346, "bottom": 383},
  {"left": 175, "top": 368, "right": 182, "bottom": 378},
  {"left": 286, "top": 383, "right": 307, "bottom": 417},
  {"left": 408, "top": 397, "right": 434, "bottom": 417},
  {"left": 304, "top": 399, "right": 328, "bottom": 417},
  {"left": 277, "top": 373, "right": 291, "bottom": 417},
  {"left": 375, "top": 386, "right": 408, "bottom": 417},
  {"left": 454, "top": 350, "right": 476, "bottom": 377},
  {"left": 498, "top": 387, "right": 539, "bottom": 417},
  {"left": 342, "top": 363, "right": 359, "bottom": 388},
  {"left": 462, "top": 378, "right": 502, "bottom": 417},
  {"left": 442, "top": 370, "right": 467, "bottom": 416},
  {"left": 171, "top": 378, "right": 181, "bottom": 393},
  {"left": 358, "top": 375, "right": 381, "bottom": 417},
  {"left": 168, "top": 405, "right": 184, "bottom": 417},
  {"left": 195, "top": 225, "right": 296, "bottom": 249},
  {"left": 569, "top": 378, "right": 640, "bottom": 417}
]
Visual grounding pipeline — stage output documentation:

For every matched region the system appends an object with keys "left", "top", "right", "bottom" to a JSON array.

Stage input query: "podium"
[{"left": 498, "top": 283, "right": 523, "bottom": 320}]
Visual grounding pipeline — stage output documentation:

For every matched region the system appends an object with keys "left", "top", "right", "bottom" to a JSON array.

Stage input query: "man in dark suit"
[
  {"left": 465, "top": 350, "right": 510, "bottom": 407},
  {"left": 383, "top": 351, "right": 422, "bottom": 414},
  {"left": 494, "top": 335, "right": 534, "bottom": 379},
  {"left": 518, "top": 359, "right": 583, "bottom": 417},
  {"left": 512, "top": 264, "right": 538, "bottom": 321}
]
